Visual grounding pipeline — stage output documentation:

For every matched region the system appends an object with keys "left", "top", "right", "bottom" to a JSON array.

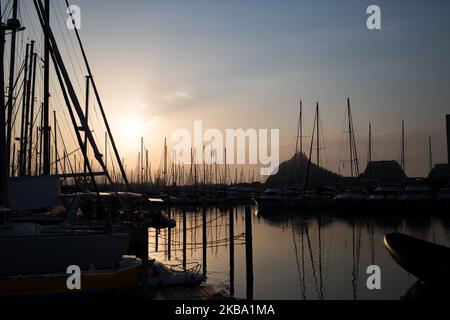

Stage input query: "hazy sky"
[{"left": 11, "top": 0, "right": 450, "bottom": 177}]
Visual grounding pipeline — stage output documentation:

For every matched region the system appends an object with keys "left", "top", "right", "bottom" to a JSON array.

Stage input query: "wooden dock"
[{"left": 149, "top": 285, "right": 232, "bottom": 300}]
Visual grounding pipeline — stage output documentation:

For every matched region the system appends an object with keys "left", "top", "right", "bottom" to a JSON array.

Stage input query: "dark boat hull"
[{"left": 384, "top": 233, "right": 450, "bottom": 286}]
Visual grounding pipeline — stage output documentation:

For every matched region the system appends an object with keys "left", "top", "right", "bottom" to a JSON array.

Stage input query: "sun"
[
  {"left": 119, "top": 115, "right": 145, "bottom": 143},
  {"left": 118, "top": 114, "right": 159, "bottom": 146}
]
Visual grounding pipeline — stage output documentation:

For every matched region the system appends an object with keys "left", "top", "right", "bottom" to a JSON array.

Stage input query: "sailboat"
[
  {"left": 0, "top": 0, "right": 136, "bottom": 288},
  {"left": 334, "top": 98, "right": 368, "bottom": 209},
  {"left": 257, "top": 188, "right": 288, "bottom": 210},
  {"left": 295, "top": 101, "right": 335, "bottom": 209},
  {"left": 257, "top": 100, "right": 304, "bottom": 211}
]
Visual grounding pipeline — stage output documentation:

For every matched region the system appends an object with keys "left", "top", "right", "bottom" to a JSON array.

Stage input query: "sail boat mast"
[
  {"left": 64, "top": 0, "right": 129, "bottom": 190},
  {"left": 163, "top": 138, "right": 167, "bottom": 186},
  {"left": 27, "top": 51, "right": 38, "bottom": 175},
  {"left": 303, "top": 105, "right": 319, "bottom": 194},
  {"left": 368, "top": 123, "right": 372, "bottom": 165},
  {"left": 43, "top": 0, "right": 50, "bottom": 175},
  {"left": 19, "top": 43, "right": 30, "bottom": 176},
  {"left": 0, "top": 1, "right": 7, "bottom": 206},
  {"left": 368, "top": 122, "right": 372, "bottom": 178},
  {"left": 83, "top": 76, "right": 90, "bottom": 184},
  {"left": 401, "top": 120, "right": 405, "bottom": 172},
  {"left": 34, "top": 0, "right": 114, "bottom": 190},
  {"left": 428, "top": 136, "right": 433, "bottom": 173},
  {"left": 53, "top": 111, "right": 58, "bottom": 174},
  {"left": 6, "top": 0, "right": 18, "bottom": 177},
  {"left": 347, "top": 98, "right": 360, "bottom": 178},
  {"left": 294, "top": 102, "right": 301, "bottom": 161},
  {"left": 348, "top": 99, "right": 354, "bottom": 178},
  {"left": 23, "top": 41, "right": 35, "bottom": 175},
  {"left": 293, "top": 100, "right": 303, "bottom": 183},
  {"left": 300, "top": 101, "right": 303, "bottom": 181},
  {"left": 316, "top": 102, "right": 320, "bottom": 168}
]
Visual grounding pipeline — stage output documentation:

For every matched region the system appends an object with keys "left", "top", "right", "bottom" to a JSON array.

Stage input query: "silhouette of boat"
[
  {"left": 256, "top": 188, "right": 287, "bottom": 211},
  {"left": 384, "top": 233, "right": 450, "bottom": 287},
  {"left": 333, "top": 189, "right": 368, "bottom": 210}
]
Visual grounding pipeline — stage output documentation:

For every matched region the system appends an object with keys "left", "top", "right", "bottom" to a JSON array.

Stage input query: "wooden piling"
[
  {"left": 167, "top": 207, "right": 171, "bottom": 260},
  {"left": 183, "top": 208, "right": 187, "bottom": 270},
  {"left": 245, "top": 206, "right": 254, "bottom": 300},
  {"left": 202, "top": 206, "right": 207, "bottom": 277},
  {"left": 141, "top": 224, "right": 149, "bottom": 296},
  {"left": 229, "top": 206, "right": 235, "bottom": 296},
  {"left": 155, "top": 229, "right": 159, "bottom": 252}
]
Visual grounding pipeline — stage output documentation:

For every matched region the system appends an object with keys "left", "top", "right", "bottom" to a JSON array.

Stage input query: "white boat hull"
[{"left": 0, "top": 232, "right": 130, "bottom": 276}]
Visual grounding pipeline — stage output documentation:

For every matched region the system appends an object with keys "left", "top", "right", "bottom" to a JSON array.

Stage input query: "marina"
[
  {"left": 150, "top": 205, "right": 450, "bottom": 300},
  {"left": 0, "top": 0, "right": 449, "bottom": 304}
]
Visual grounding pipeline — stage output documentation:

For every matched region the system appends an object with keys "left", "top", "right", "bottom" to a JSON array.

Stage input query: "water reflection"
[{"left": 149, "top": 206, "right": 450, "bottom": 300}]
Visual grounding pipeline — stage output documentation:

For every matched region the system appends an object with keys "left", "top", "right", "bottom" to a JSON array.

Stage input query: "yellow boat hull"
[{"left": 0, "top": 263, "right": 142, "bottom": 297}]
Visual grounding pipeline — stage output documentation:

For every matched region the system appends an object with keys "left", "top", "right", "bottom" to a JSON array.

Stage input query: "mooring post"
[
  {"left": 167, "top": 207, "right": 171, "bottom": 260},
  {"left": 202, "top": 205, "right": 207, "bottom": 277},
  {"left": 245, "top": 206, "right": 254, "bottom": 300},
  {"left": 154, "top": 228, "right": 159, "bottom": 252},
  {"left": 141, "top": 223, "right": 149, "bottom": 296},
  {"left": 229, "top": 206, "right": 235, "bottom": 296},
  {"left": 182, "top": 208, "right": 187, "bottom": 270}
]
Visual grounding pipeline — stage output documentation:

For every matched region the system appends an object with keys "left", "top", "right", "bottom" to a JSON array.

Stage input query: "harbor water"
[{"left": 150, "top": 206, "right": 450, "bottom": 300}]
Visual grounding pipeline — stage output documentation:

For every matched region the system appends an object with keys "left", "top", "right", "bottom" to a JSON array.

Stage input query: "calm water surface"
[{"left": 149, "top": 206, "right": 450, "bottom": 300}]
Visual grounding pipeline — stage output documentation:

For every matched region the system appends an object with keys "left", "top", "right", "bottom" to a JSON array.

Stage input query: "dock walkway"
[{"left": 150, "top": 285, "right": 232, "bottom": 300}]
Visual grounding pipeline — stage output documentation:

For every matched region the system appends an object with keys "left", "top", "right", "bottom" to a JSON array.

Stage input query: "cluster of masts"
[
  {"left": 292, "top": 97, "right": 427, "bottom": 184},
  {"left": 1, "top": 0, "right": 132, "bottom": 207},
  {"left": 126, "top": 137, "right": 264, "bottom": 192},
  {"left": 0, "top": 1, "right": 440, "bottom": 208},
  {"left": 125, "top": 95, "right": 430, "bottom": 192},
  {"left": 1, "top": 0, "right": 264, "bottom": 200},
  {"left": 293, "top": 98, "right": 362, "bottom": 189}
]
